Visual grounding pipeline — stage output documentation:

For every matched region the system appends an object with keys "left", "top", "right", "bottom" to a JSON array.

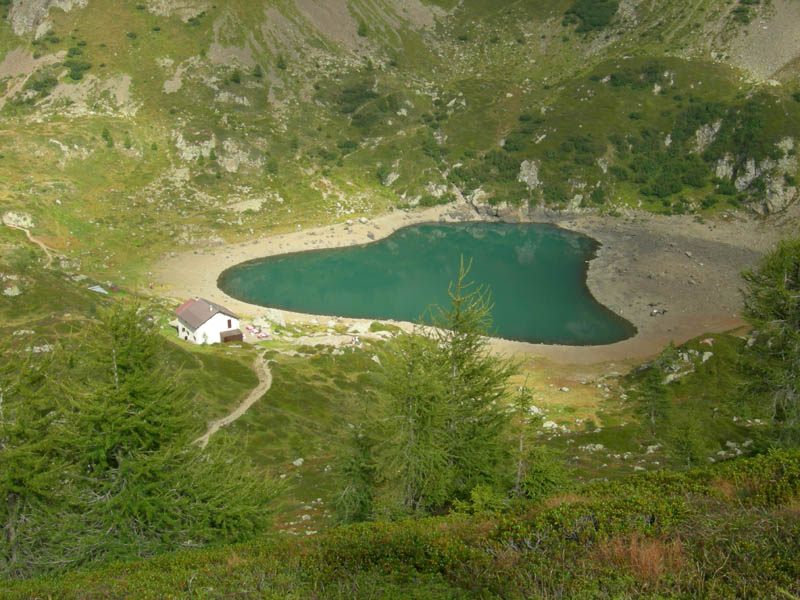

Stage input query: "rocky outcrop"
[
  {"left": 9, "top": 0, "right": 87, "bottom": 37},
  {"left": 145, "top": 0, "right": 208, "bottom": 20},
  {"left": 2, "top": 211, "right": 35, "bottom": 229},
  {"left": 174, "top": 131, "right": 217, "bottom": 162},
  {"left": 714, "top": 154, "right": 734, "bottom": 181},
  {"left": 518, "top": 160, "right": 541, "bottom": 191},
  {"left": 694, "top": 120, "right": 722, "bottom": 153},
  {"left": 763, "top": 178, "right": 798, "bottom": 214}
]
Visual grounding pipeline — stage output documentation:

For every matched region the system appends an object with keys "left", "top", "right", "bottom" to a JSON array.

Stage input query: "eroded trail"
[
  {"left": 194, "top": 352, "right": 272, "bottom": 449},
  {"left": 4, "top": 223, "right": 54, "bottom": 268}
]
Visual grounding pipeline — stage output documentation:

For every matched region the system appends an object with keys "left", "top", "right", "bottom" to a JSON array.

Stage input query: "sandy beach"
[{"left": 154, "top": 200, "right": 793, "bottom": 365}]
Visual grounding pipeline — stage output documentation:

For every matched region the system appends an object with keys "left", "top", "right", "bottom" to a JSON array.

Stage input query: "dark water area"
[{"left": 218, "top": 223, "right": 636, "bottom": 345}]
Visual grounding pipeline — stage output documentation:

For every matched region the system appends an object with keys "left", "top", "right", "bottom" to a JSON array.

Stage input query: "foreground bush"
[{"left": 4, "top": 450, "right": 799, "bottom": 599}]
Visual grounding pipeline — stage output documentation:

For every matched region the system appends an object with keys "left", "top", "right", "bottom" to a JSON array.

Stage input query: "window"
[{"left": 228, "top": 319, "right": 232, "bottom": 329}]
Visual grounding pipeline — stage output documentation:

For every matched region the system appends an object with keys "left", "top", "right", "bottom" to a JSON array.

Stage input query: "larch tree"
[
  {"left": 338, "top": 259, "right": 516, "bottom": 517},
  {"left": 741, "top": 238, "right": 800, "bottom": 445},
  {"left": 1, "top": 304, "right": 280, "bottom": 578}
]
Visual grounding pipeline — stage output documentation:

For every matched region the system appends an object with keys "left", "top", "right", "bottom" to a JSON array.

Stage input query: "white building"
[{"left": 174, "top": 297, "right": 243, "bottom": 345}]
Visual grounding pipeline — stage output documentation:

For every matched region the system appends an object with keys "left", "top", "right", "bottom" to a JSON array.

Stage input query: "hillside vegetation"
[
  {"left": 0, "top": 0, "right": 799, "bottom": 290},
  {"left": 4, "top": 449, "right": 799, "bottom": 598},
  {"left": 2, "top": 0, "right": 800, "bottom": 597}
]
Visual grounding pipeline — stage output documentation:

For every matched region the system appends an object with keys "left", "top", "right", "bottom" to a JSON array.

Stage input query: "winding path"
[
  {"left": 194, "top": 352, "right": 273, "bottom": 449},
  {"left": 4, "top": 223, "right": 54, "bottom": 268}
]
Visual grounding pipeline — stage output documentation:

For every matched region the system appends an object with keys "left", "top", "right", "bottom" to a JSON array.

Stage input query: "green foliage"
[
  {"left": 376, "top": 163, "right": 391, "bottom": 184},
  {"left": 0, "top": 305, "right": 279, "bottom": 580},
  {"left": 8, "top": 450, "right": 800, "bottom": 598},
  {"left": 741, "top": 239, "right": 800, "bottom": 445},
  {"left": 630, "top": 343, "right": 676, "bottom": 434},
  {"left": 334, "top": 427, "right": 377, "bottom": 523},
  {"left": 336, "top": 79, "right": 378, "bottom": 115},
  {"left": 357, "top": 21, "right": 368, "bottom": 37},
  {"left": 563, "top": 0, "right": 619, "bottom": 33},
  {"left": 609, "top": 60, "right": 665, "bottom": 89},
  {"left": 101, "top": 126, "right": 113, "bottom": 148},
  {"left": 338, "top": 261, "right": 515, "bottom": 516},
  {"left": 64, "top": 59, "right": 92, "bottom": 81},
  {"left": 276, "top": 53, "right": 287, "bottom": 70},
  {"left": 510, "top": 384, "right": 567, "bottom": 501},
  {"left": 22, "top": 69, "right": 58, "bottom": 98}
]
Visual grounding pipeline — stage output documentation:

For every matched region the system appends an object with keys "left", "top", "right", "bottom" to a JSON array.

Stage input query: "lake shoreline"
[{"left": 154, "top": 200, "right": 790, "bottom": 366}]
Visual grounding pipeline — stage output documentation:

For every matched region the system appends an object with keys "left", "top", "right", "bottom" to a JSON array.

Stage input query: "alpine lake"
[{"left": 218, "top": 223, "right": 636, "bottom": 345}]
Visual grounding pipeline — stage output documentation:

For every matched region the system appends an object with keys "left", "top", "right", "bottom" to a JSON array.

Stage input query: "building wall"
[{"left": 178, "top": 313, "right": 240, "bottom": 345}]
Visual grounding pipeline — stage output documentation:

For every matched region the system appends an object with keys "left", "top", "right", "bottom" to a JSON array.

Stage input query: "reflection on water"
[{"left": 218, "top": 222, "right": 636, "bottom": 345}]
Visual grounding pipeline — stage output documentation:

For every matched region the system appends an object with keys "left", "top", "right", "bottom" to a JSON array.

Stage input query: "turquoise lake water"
[{"left": 217, "top": 223, "right": 636, "bottom": 345}]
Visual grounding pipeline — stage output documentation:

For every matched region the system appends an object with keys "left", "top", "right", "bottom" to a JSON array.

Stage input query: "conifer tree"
[
  {"left": 741, "top": 239, "right": 800, "bottom": 445},
  {"left": 1, "top": 304, "right": 279, "bottom": 578},
  {"left": 510, "top": 383, "right": 566, "bottom": 501},
  {"left": 632, "top": 342, "right": 676, "bottom": 435},
  {"left": 338, "top": 260, "right": 516, "bottom": 517},
  {"left": 430, "top": 258, "right": 516, "bottom": 497},
  {"left": 0, "top": 341, "right": 73, "bottom": 578}
]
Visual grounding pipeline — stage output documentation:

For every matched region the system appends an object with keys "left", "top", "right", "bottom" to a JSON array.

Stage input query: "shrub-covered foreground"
[{"left": 4, "top": 450, "right": 799, "bottom": 599}]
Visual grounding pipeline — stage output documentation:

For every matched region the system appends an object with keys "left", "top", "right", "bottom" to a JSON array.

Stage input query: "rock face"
[
  {"left": 518, "top": 160, "right": 541, "bottom": 191},
  {"left": 694, "top": 120, "right": 722, "bottom": 153},
  {"left": 146, "top": 0, "right": 208, "bottom": 20},
  {"left": 9, "top": 0, "right": 88, "bottom": 37}
]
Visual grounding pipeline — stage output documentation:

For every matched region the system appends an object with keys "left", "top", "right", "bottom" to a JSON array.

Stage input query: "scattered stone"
[
  {"left": 3, "top": 285, "right": 22, "bottom": 297},
  {"left": 702, "top": 351, "right": 714, "bottom": 363},
  {"left": 579, "top": 443, "right": 605, "bottom": 453},
  {"left": 292, "top": 458, "right": 304, "bottom": 467},
  {"left": 559, "top": 387, "right": 570, "bottom": 392}
]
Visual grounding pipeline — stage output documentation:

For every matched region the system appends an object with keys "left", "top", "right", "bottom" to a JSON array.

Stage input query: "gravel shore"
[{"left": 155, "top": 201, "right": 794, "bottom": 366}]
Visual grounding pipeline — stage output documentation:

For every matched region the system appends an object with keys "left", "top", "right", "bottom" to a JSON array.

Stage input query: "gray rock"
[
  {"left": 9, "top": 0, "right": 87, "bottom": 37},
  {"left": 518, "top": 160, "right": 541, "bottom": 191},
  {"left": 2, "top": 211, "right": 34, "bottom": 229},
  {"left": 260, "top": 308, "right": 286, "bottom": 327}
]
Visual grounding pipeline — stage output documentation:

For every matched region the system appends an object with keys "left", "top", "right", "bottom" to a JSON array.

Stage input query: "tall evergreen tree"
[
  {"left": 510, "top": 383, "right": 566, "bottom": 501},
  {"left": 430, "top": 258, "right": 516, "bottom": 499},
  {"left": 631, "top": 343, "right": 677, "bottom": 435},
  {"left": 379, "top": 333, "right": 452, "bottom": 512},
  {"left": 0, "top": 340, "right": 74, "bottom": 578},
  {"left": 1, "top": 304, "right": 280, "bottom": 579},
  {"left": 741, "top": 238, "right": 800, "bottom": 445},
  {"left": 338, "top": 260, "right": 516, "bottom": 517}
]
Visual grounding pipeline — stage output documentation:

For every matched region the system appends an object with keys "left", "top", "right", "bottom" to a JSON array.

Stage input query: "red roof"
[{"left": 175, "top": 298, "right": 238, "bottom": 329}]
